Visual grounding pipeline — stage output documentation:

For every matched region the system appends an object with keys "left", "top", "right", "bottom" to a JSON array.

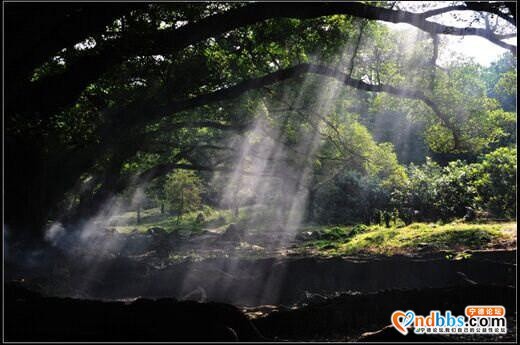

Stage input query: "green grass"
[
  {"left": 109, "top": 205, "right": 262, "bottom": 235},
  {"left": 105, "top": 206, "right": 515, "bottom": 258},
  {"left": 301, "top": 222, "right": 516, "bottom": 256}
]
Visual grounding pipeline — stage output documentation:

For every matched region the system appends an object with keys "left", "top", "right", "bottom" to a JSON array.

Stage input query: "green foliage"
[
  {"left": 473, "top": 147, "right": 517, "bottom": 219},
  {"left": 146, "top": 176, "right": 168, "bottom": 213},
  {"left": 311, "top": 117, "right": 408, "bottom": 225},
  {"left": 350, "top": 223, "right": 369, "bottom": 236},
  {"left": 392, "top": 147, "right": 517, "bottom": 221},
  {"left": 164, "top": 169, "right": 203, "bottom": 220},
  {"left": 313, "top": 170, "right": 393, "bottom": 225},
  {"left": 392, "top": 158, "right": 478, "bottom": 221},
  {"left": 495, "top": 70, "right": 517, "bottom": 100},
  {"left": 427, "top": 61, "right": 508, "bottom": 153},
  {"left": 481, "top": 53, "right": 516, "bottom": 111},
  {"left": 12, "top": 3, "right": 516, "bottom": 237},
  {"left": 485, "top": 109, "right": 517, "bottom": 149},
  {"left": 112, "top": 204, "right": 236, "bottom": 234},
  {"left": 321, "top": 226, "right": 349, "bottom": 240}
]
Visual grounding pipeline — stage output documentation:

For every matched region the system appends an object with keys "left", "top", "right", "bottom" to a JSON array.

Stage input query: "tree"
[
  {"left": 5, "top": 2, "right": 516, "bottom": 242},
  {"left": 310, "top": 116, "right": 407, "bottom": 225},
  {"left": 146, "top": 176, "right": 168, "bottom": 214},
  {"left": 164, "top": 170, "right": 203, "bottom": 222},
  {"left": 481, "top": 53, "right": 517, "bottom": 111}
]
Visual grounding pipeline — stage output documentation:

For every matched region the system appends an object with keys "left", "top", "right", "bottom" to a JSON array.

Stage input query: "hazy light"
[{"left": 382, "top": 2, "right": 516, "bottom": 66}]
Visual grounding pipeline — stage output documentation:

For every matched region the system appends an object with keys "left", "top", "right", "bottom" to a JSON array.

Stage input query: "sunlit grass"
[
  {"left": 306, "top": 222, "right": 516, "bottom": 256},
  {"left": 107, "top": 206, "right": 515, "bottom": 258}
]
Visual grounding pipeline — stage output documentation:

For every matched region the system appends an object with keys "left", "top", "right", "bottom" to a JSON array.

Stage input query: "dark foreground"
[
  {"left": 6, "top": 248, "right": 516, "bottom": 305},
  {"left": 5, "top": 283, "right": 516, "bottom": 342},
  {"left": 5, "top": 282, "right": 516, "bottom": 341},
  {"left": 5, "top": 249, "right": 516, "bottom": 341}
]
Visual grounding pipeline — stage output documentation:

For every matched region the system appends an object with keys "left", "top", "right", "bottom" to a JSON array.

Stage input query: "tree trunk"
[
  {"left": 177, "top": 189, "right": 184, "bottom": 224},
  {"left": 305, "top": 188, "right": 316, "bottom": 223}
]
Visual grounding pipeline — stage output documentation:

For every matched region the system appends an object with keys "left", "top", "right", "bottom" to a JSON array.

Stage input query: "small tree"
[
  {"left": 165, "top": 170, "right": 203, "bottom": 222},
  {"left": 146, "top": 176, "right": 167, "bottom": 214}
]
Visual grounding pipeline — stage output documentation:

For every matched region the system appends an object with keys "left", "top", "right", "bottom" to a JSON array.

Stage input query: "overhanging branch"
[
  {"left": 150, "top": 63, "right": 460, "bottom": 148},
  {"left": 21, "top": 2, "right": 516, "bottom": 119}
]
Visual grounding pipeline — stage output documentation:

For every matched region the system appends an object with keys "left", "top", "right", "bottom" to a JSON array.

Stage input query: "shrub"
[
  {"left": 312, "top": 171, "right": 392, "bottom": 225},
  {"left": 350, "top": 224, "right": 369, "bottom": 236},
  {"left": 392, "top": 147, "right": 516, "bottom": 221},
  {"left": 473, "top": 146, "right": 516, "bottom": 218}
]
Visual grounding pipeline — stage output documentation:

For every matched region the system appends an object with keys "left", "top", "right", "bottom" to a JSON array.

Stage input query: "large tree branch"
[
  {"left": 419, "top": 5, "right": 469, "bottom": 18},
  {"left": 420, "top": 4, "right": 510, "bottom": 22},
  {"left": 148, "top": 63, "right": 460, "bottom": 148},
  {"left": 90, "top": 61, "right": 461, "bottom": 188},
  {"left": 19, "top": 2, "right": 516, "bottom": 120},
  {"left": 419, "top": 3, "right": 516, "bottom": 27},
  {"left": 55, "top": 58, "right": 468, "bottom": 203},
  {"left": 81, "top": 59, "right": 465, "bottom": 217},
  {"left": 464, "top": 2, "right": 516, "bottom": 26}
]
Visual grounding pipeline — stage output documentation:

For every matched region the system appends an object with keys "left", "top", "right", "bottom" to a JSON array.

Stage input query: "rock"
[
  {"left": 182, "top": 286, "right": 207, "bottom": 302},
  {"left": 148, "top": 227, "right": 167, "bottom": 236},
  {"left": 221, "top": 223, "right": 244, "bottom": 242},
  {"left": 208, "top": 215, "right": 226, "bottom": 227},
  {"left": 167, "top": 231, "right": 184, "bottom": 248},
  {"left": 295, "top": 231, "right": 321, "bottom": 241},
  {"left": 463, "top": 206, "right": 476, "bottom": 221}
]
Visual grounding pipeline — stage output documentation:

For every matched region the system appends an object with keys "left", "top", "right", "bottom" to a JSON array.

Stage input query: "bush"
[
  {"left": 392, "top": 147, "right": 516, "bottom": 221},
  {"left": 316, "top": 225, "right": 367, "bottom": 242},
  {"left": 473, "top": 147, "right": 516, "bottom": 218},
  {"left": 350, "top": 224, "right": 369, "bottom": 236},
  {"left": 392, "top": 158, "right": 479, "bottom": 221},
  {"left": 312, "top": 171, "right": 392, "bottom": 225},
  {"left": 321, "top": 226, "right": 347, "bottom": 240}
]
